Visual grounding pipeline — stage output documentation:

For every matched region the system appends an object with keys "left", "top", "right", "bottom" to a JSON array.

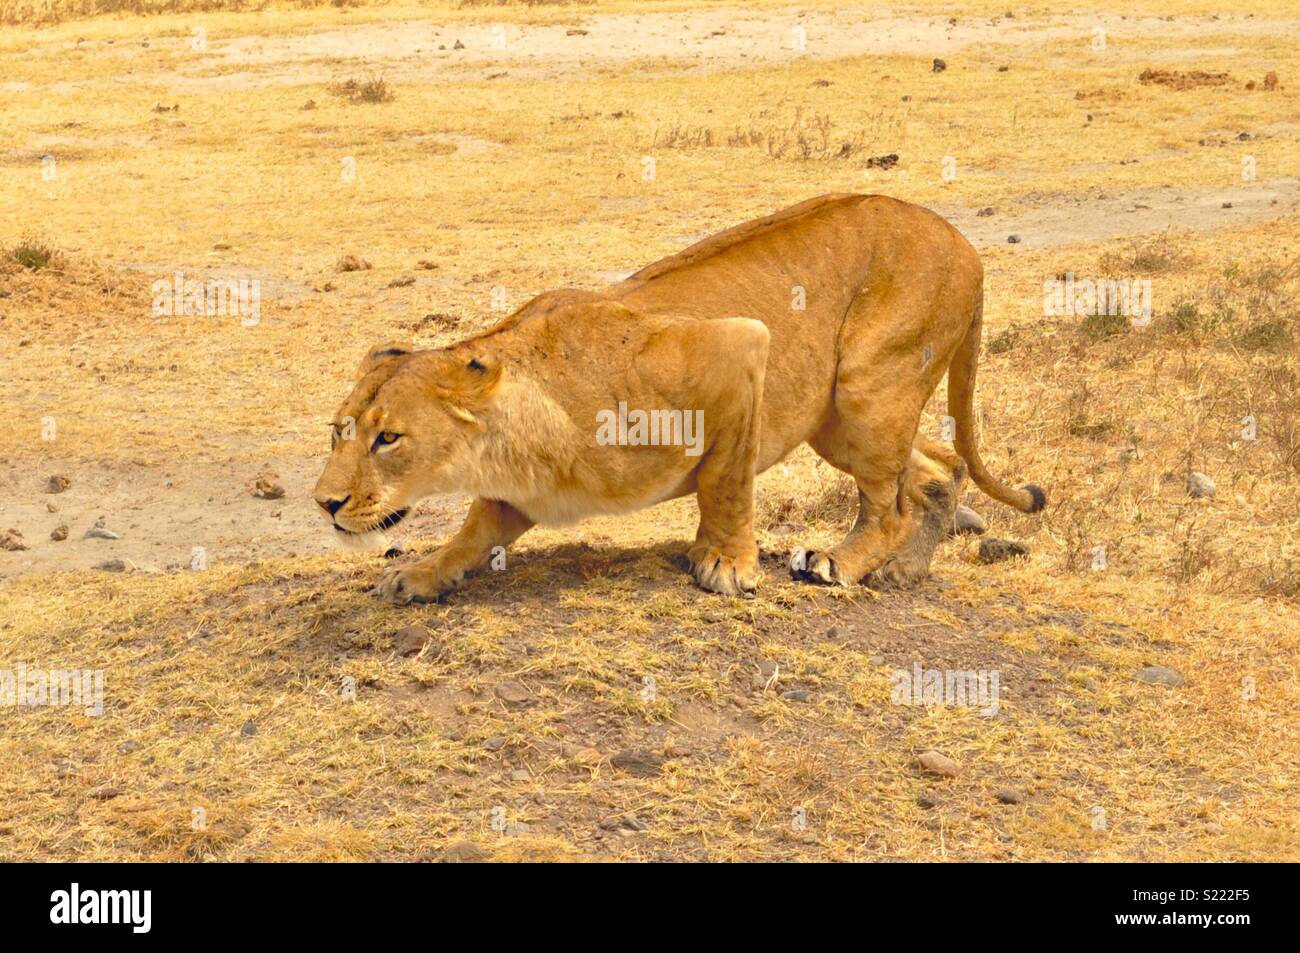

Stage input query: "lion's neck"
[{"left": 462, "top": 378, "right": 587, "bottom": 511}]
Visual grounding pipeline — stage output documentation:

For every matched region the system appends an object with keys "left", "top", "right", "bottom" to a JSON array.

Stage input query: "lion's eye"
[{"left": 371, "top": 431, "right": 401, "bottom": 451}]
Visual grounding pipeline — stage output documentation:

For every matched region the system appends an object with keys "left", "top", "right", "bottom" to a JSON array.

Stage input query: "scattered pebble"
[
  {"left": 394, "top": 624, "right": 431, "bottom": 657},
  {"left": 996, "top": 788, "right": 1024, "bottom": 805},
  {"left": 95, "top": 559, "right": 128, "bottom": 572},
  {"left": 85, "top": 526, "right": 121, "bottom": 540},
  {"left": 249, "top": 476, "right": 285, "bottom": 500},
  {"left": 1, "top": 528, "right": 28, "bottom": 551},
  {"left": 483, "top": 735, "right": 506, "bottom": 752},
  {"left": 976, "top": 206, "right": 995, "bottom": 217},
  {"left": 917, "top": 749, "right": 961, "bottom": 777},
  {"left": 932, "top": 58, "right": 947, "bottom": 72},
  {"left": 508, "top": 769, "right": 531, "bottom": 782},
  {"left": 494, "top": 680, "right": 535, "bottom": 709},
  {"left": 978, "top": 537, "right": 1029, "bottom": 564},
  {"left": 610, "top": 748, "right": 665, "bottom": 777},
  {"left": 388, "top": 275, "right": 415, "bottom": 288},
  {"left": 568, "top": 746, "right": 603, "bottom": 768},
  {"left": 1187, "top": 471, "right": 1216, "bottom": 499},
  {"left": 240, "top": 720, "right": 258, "bottom": 736},
  {"left": 1006, "top": 234, "right": 1021, "bottom": 244},
  {"left": 953, "top": 504, "right": 986, "bottom": 535},
  {"left": 45, "top": 475, "right": 71, "bottom": 494},
  {"left": 917, "top": 791, "right": 938, "bottom": 809},
  {"left": 1136, "top": 665, "right": 1184, "bottom": 687},
  {"left": 781, "top": 689, "right": 811, "bottom": 702},
  {"left": 50, "top": 524, "right": 68, "bottom": 542}
]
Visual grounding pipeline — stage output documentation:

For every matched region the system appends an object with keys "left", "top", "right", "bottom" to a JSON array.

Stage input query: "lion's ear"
[
  {"left": 431, "top": 348, "right": 503, "bottom": 415},
  {"left": 356, "top": 341, "right": 413, "bottom": 380}
]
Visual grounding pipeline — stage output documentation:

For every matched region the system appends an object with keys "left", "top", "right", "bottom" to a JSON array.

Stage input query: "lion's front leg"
[{"left": 375, "top": 498, "right": 533, "bottom": 605}]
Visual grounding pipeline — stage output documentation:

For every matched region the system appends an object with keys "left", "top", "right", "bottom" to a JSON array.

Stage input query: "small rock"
[
  {"left": 1186, "top": 471, "right": 1216, "bottom": 499},
  {"left": 953, "top": 504, "right": 986, "bottom": 535},
  {"left": 50, "top": 524, "right": 68, "bottom": 542},
  {"left": 1222, "top": 202, "right": 1233, "bottom": 209},
  {"left": 610, "top": 749, "right": 665, "bottom": 777},
  {"left": 90, "top": 785, "right": 122, "bottom": 800},
  {"left": 566, "top": 28, "right": 588, "bottom": 36},
  {"left": 95, "top": 559, "right": 128, "bottom": 572},
  {"left": 508, "top": 769, "right": 531, "bottom": 782},
  {"left": 1263, "top": 71, "right": 1278, "bottom": 90},
  {"left": 46, "top": 475, "right": 71, "bottom": 493},
  {"left": 394, "top": 624, "right": 430, "bottom": 657},
  {"left": 917, "top": 749, "right": 961, "bottom": 778},
  {"left": 996, "top": 788, "right": 1024, "bottom": 804},
  {"left": 85, "top": 526, "right": 120, "bottom": 540},
  {"left": 240, "top": 720, "right": 257, "bottom": 736},
  {"left": 932, "top": 58, "right": 947, "bottom": 72},
  {"left": 978, "top": 537, "right": 1029, "bottom": 564},
  {"left": 1205, "top": 821, "right": 1225, "bottom": 835},
  {"left": 453, "top": 39, "right": 465, "bottom": 50},
  {"left": 1006, "top": 234, "right": 1021, "bottom": 244},
  {"left": 438, "top": 840, "right": 489, "bottom": 863},
  {"left": 780, "top": 689, "right": 811, "bottom": 702},
  {"left": 1, "top": 529, "right": 28, "bottom": 551},
  {"left": 46, "top": 502, "right": 57, "bottom": 513},
  {"left": 483, "top": 735, "right": 506, "bottom": 752},
  {"left": 976, "top": 206, "right": 995, "bottom": 217},
  {"left": 388, "top": 275, "right": 415, "bottom": 288},
  {"left": 917, "top": 791, "right": 938, "bottom": 809},
  {"left": 1136, "top": 665, "right": 1184, "bottom": 688},
  {"left": 494, "top": 681, "right": 535, "bottom": 709},
  {"left": 249, "top": 476, "right": 285, "bottom": 500},
  {"left": 117, "top": 740, "right": 140, "bottom": 754},
  {"left": 623, "top": 817, "right": 649, "bottom": 832},
  {"left": 569, "top": 746, "right": 603, "bottom": 768}
]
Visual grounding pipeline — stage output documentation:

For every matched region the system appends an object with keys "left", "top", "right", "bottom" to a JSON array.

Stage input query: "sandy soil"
[{"left": 6, "top": 8, "right": 1296, "bottom": 94}]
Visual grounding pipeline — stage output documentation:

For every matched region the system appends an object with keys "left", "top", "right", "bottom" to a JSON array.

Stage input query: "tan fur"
[{"left": 314, "top": 194, "right": 1045, "bottom": 603}]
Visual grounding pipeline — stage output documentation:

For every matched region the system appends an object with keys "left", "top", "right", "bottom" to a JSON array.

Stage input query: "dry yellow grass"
[{"left": 1, "top": 0, "right": 1298, "bottom": 861}]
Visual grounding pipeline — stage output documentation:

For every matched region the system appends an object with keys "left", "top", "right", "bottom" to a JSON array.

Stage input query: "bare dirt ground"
[{"left": 1, "top": 1, "right": 1298, "bottom": 861}]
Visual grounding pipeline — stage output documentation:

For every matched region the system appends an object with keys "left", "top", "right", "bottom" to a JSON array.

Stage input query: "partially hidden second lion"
[{"left": 314, "top": 194, "right": 1046, "bottom": 604}]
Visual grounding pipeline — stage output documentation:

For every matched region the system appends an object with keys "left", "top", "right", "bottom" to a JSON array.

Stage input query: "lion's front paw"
[
  {"left": 373, "top": 559, "right": 464, "bottom": 605},
  {"left": 688, "top": 544, "right": 760, "bottom": 599},
  {"left": 789, "top": 548, "right": 849, "bottom": 587}
]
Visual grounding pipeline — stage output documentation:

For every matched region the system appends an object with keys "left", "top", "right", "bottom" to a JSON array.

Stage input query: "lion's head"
[{"left": 312, "top": 342, "right": 500, "bottom": 548}]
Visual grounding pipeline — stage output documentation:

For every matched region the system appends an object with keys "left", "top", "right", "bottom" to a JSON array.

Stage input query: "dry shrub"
[{"left": 329, "top": 75, "right": 394, "bottom": 104}]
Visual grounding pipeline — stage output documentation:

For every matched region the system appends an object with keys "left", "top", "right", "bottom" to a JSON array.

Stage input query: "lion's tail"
[{"left": 946, "top": 286, "right": 1047, "bottom": 515}]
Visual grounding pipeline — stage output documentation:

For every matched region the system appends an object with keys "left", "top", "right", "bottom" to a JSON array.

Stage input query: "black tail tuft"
[{"left": 1023, "top": 484, "right": 1047, "bottom": 514}]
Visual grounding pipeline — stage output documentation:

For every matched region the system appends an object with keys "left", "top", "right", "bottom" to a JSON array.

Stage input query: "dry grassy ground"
[{"left": 1, "top": 0, "right": 1298, "bottom": 861}]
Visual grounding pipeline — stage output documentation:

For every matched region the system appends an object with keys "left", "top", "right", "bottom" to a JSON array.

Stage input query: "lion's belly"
[{"left": 510, "top": 465, "right": 695, "bottom": 526}]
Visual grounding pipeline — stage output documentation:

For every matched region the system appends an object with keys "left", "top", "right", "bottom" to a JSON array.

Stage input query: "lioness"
[{"left": 314, "top": 194, "right": 1045, "bottom": 604}]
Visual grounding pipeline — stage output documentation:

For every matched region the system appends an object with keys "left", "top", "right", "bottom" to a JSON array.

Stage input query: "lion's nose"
[{"left": 317, "top": 494, "right": 349, "bottom": 517}]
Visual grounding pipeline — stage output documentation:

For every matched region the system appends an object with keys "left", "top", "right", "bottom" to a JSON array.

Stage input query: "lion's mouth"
[{"left": 334, "top": 508, "right": 409, "bottom": 535}]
